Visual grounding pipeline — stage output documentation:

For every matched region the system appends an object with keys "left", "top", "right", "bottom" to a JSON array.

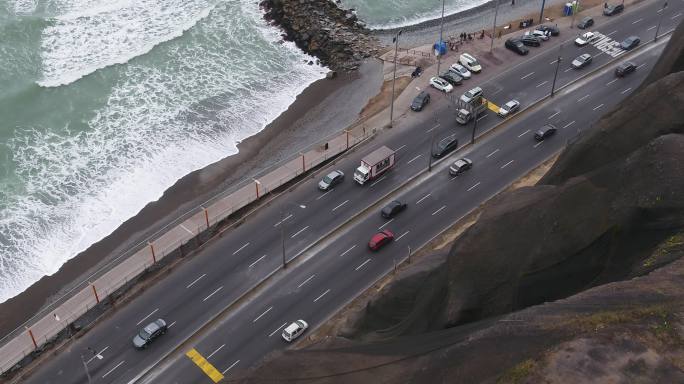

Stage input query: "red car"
[{"left": 368, "top": 230, "right": 394, "bottom": 251}]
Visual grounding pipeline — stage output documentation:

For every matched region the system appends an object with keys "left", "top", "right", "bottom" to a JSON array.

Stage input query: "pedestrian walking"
[
  {"left": 498, "top": 30, "right": 502, "bottom": 38},
  {"left": 511, "top": 0, "right": 515, "bottom": 5},
  {"left": 604, "top": 2, "right": 607, "bottom": 8}
]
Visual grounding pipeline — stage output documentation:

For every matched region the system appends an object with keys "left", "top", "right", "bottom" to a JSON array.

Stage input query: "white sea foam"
[
  {"left": 0, "top": 0, "right": 325, "bottom": 303},
  {"left": 10, "top": 0, "right": 37, "bottom": 14},
  {"left": 38, "top": 0, "right": 216, "bottom": 87}
]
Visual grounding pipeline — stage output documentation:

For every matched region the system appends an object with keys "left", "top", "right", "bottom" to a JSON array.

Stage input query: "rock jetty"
[{"left": 260, "top": 0, "right": 379, "bottom": 71}]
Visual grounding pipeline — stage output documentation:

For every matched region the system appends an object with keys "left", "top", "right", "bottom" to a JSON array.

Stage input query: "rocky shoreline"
[{"left": 260, "top": 0, "right": 380, "bottom": 72}]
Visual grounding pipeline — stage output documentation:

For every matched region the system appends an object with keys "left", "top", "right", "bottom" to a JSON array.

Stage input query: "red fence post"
[
  {"left": 204, "top": 207, "right": 209, "bottom": 229},
  {"left": 149, "top": 242, "right": 156, "bottom": 263},
  {"left": 91, "top": 283, "right": 100, "bottom": 304},
  {"left": 26, "top": 327, "right": 37, "bottom": 349}
]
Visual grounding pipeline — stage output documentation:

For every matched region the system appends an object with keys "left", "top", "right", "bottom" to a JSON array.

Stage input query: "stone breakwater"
[{"left": 260, "top": 0, "right": 380, "bottom": 71}]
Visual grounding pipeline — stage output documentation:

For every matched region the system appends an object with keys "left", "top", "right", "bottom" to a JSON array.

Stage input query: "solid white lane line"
[
  {"left": 637, "top": 63, "right": 646, "bottom": 69},
  {"left": 632, "top": 18, "right": 643, "bottom": 24},
  {"left": 501, "top": 160, "right": 515, "bottom": 169},
  {"left": 290, "top": 226, "right": 309, "bottom": 238},
  {"left": 248, "top": 255, "right": 267, "bottom": 268},
  {"left": 548, "top": 111, "right": 560, "bottom": 119},
  {"left": 533, "top": 141, "right": 543, "bottom": 148},
  {"left": 332, "top": 200, "right": 349, "bottom": 212},
  {"left": 315, "top": 190, "right": 333, "bottom": 200},
  {"left": 136, "top": 308, "right": 159, "bottom": 326},
  {"left": 269, "top": 323, "right": 288, "bottom": 337},
  {"left": 203, "top": 286, "right": 223, "bottom": 302},
  {"left": 536, "top": 80, "right": 548, "bottom": 88},
  {"left": 274, "top": 213, "right": 293, "bottom": 226},
  {"left": 313, "top": 289, "right": 331, "bottom": 302},
  {"left": 253, "top": 307, "right": 273, "bottom": 323},
  {"left": 370, "top": 176, "right": 386, "bottom": 187},
  {"left": 564, "top": 68, "right": 572, "bottom": 73},
  {"left": 491, "top": 88, "right": 503, "bottom": 95},
  {"left": 621, "top": 87, "right": 632, "bottom": 94},
  {"left": 355, "top": 259, "right": 371, "bottom": 271},
  {"left": 520, "top": 72, "right": 534, "bottom": 80},
  {"left": 207, "top": 344, "right": 225, "bottom": 359},
  {"left": 298, "top": 274, "right": 315, "bottom": 288},
  {"left": 426, "top": 124, "right": 440, "bottom": 133},
  {"left": 577, "top": 94, "right": 590, "bottom": 102},
  {"left": 607, "top": 30, "right": 618, "bottom": 36},
  {"left": 168, "top": 321, "right": 177, "bottom": 328},
  {"left": 593, "top": 104, "right": 604, "bottom": 110},
  {"left": 407, "top": 154, "right": 422, "bottom": 164},
  {"left": 396, "top": 231, "right": 410, "bottom": 241},
  {"left": 549, "top": 59, "right": 558, "bottom": 65},
  {"left": 518, "top": 129, "right": 530, "bottom": 138},
  {"left": 563, "top": 121, "right": 576, "bottom": 129},
  {"left": 186, "top": 274, "right": 206, "bottom": 289},
  {"left": 416, "top": 193, "right": 431, "bottom": 204},
  {"left": 396, "top": 144, "right": 407, "bottom": 151},
  {"left": 432, "top": 206, "right": 446, "bottom": 216},
  {"left": 223, "top": 360, "right": 240, "bottom": 374},
  {"left": 606, "top": 79, "right": 618, "bottom": 86},
  {"left": 86, "top": 346, "right": 110, "bottom": 364},
  {"left": 467, "top": 182, "right": 481, "bottom": 191},
  {"left": 232, "top": 242, "right": 250, "bottom": 255},
  {"left": 486, "top": 149, "right": 499, "bottom": 158},
  {"left": 340, "top": 245, "right": 357, "bottom": 257},
  {"left": 180, "top": 224, "right": 194, "bottom": 235},
  {"left": 379, "top": 218, "right": 394, "bottom": 230},
  {"left": 672, "top": 13, "right": 682, "bottom": 19},
  {"left": 647, "top": 25, "right": 657, "bottom": 31},
  {"left": 102, "top": 361, "right": 125, "bottom": 379},
  {"left": 477, "top": 114, "right": 488, "bottom": 122}
]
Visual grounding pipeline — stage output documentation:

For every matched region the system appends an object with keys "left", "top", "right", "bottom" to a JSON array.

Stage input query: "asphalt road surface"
[{"left": 19, "top": 1, "right": 681, "bottom": 383}]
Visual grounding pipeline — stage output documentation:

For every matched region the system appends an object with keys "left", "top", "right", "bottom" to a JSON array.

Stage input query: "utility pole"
[
  {"left": 550, "top": 43, "right": 562, "bottom": 96},
  {"left": 280, "top": 207, "right": 287, "bottom": 269},
  {"left": 570, "top": 0, "right": 581, "bottom": 28},
  {"left": 436, "top": 0, "right": 446, "bottom": 75},
  {"left": 407, "top": 246, "right": 412, "bottom": 264},
  {"left": 539, "top": 0, "right": 547, "bottom": 24},
  {"left": 490, "top": 0, "right": 500, "bottom": 52},
  {"left": 655, "top": 1, "right": 668, "bottom": 41},
  {"left": 428, "top": 122, "right": 439, "bottom": 171},
  {"left": 81, "top": 354, "right": 92, "bottom": 384},
  {"left": 389, "top": 30, "right": 402, "bottom": 128}
]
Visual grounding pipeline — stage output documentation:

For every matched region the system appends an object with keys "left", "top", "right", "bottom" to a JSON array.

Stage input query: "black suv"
[
  {"left": 441, "top": 72, "right": 463, "bottom": 86},
  {"left": 381, "top": 200, "right": 407, "bottom": 219},
  {"left": 603, "top": 3, "right": 624, "bottom": 15},
  {"left": 521, "top": 35, "right": 541, "bottom": 47},
  {"left": 620, "top": 36, "right": 640, "bottom": 50},
  {"left": 577, "top": 16, "right": 594, "bottom": 29},
  {"left": 538, "top": 24, "right": 560, "bottom": 36},
  {"left": 615, "top": 61, "right": 637, "bottom": 77},
  {"left": 505, "top": 38, "right": 529, "bottom": 55},
  {"left": 534, "top": 124, "right": 558, "bottom": 141},
  {"left": 433, "top": 136, "right": 459, "bottom": 158},
  {"left": 411, "top": 91, "right": 430, "bottom": 111}
]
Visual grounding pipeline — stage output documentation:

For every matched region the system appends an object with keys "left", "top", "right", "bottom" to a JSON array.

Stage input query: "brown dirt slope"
[{"left": 237, "top": 22, "right": 684, "bottom": 384}]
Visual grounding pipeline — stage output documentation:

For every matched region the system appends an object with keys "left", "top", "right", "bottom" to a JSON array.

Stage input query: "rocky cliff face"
[
  {"left": 260, "top": 0, "right": 379, "bottom": 71},
  {"left": 237, "top": 22, "right": 684, "bottom": 384}
]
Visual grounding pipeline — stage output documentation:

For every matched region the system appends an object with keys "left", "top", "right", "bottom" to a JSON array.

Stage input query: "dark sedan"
[
  {"left": 620, "top": 36, "right": 640, "bottom": 50},
  {"left": 577, "top": 16, "right": 594, "bottom": 29},
  {"left": 538, "top": 24, "right": 560, "bottom": 36},
  {"left": 615, "top": 61, "right": 637, "bottom": 77},
  {"left": 440, "top": 71, "right": 463, "bottom": 86},
  {"left": 534, "top": 124, "right": 558, "bottom": 141},
  {"left": 505, "top": 38, "right": 529, "bottom": 55},
  {"left": 603, "top": 3, "right": 624, "bottom": 15},
  {"left": 521, "top": 35, "right": 541, "bottom": 47},
  {"left": 381, "top": 200, "right": 407, "bottom": 219},
  {"left": 410, "top": 91, "right": 430, "bottom": 111},
  {"left": 432, "top": 136, "right": 459, "bottom": 158},
  {"left": 133, "top": 319, "right": 167, "bottom": 349}
]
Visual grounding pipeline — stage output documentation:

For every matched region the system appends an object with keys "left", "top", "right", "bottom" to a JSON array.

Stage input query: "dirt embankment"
[{"left": 236, "top": 19, "right": 684, "bottom": 384}]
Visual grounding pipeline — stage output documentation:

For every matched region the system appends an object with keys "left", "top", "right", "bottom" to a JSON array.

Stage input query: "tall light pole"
[
  {"left": 280, "top": 202, "right": 306, "bottom": 269},
  {"left": 436, "top": 0, "right": 446, "bottom": 75},
  {"left": 550, "top": 43, "right": 563, "bottom": 96},
  {"left": 428, "top": 122, "right": 439, "bottom": 171},
  {"left": 490, "top": 0, "right": 501, "bottom": 52},
  {"left": 81, "top": 354, "right": 92, "bottom": 384},
  {"left": 539, "top": 0, "right": 547, "bottom": 24},
  {"left": 655, "top": 1, "right": 668, "bottom": 41},
  {"left": 390, "top": 29, "right": 402, "bottom": 128}
]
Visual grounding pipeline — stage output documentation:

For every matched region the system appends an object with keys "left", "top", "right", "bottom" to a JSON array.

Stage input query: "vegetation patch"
[{"left": 497, "top": 359, "right": 537, "bottom": 384}]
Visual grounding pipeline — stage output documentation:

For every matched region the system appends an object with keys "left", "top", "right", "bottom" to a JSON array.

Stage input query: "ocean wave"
[
  {"left": 0, "top": 0, "right": 325, "bottom": 303},
  {"left": 37, "top": 0, "right": 216, "bottom": 87}
]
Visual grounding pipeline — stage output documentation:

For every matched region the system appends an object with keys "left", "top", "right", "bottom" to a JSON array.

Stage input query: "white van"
[
  {"left": 282, "top": 320, "right": 308, "bottom": 342},
  {"left": 458, "top": 53, "right": 482, "bottom": 73}
]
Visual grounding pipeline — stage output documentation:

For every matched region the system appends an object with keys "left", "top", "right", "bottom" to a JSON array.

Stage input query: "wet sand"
[{"left": 0, "top": 59, "right": 383, "bottom": 337}]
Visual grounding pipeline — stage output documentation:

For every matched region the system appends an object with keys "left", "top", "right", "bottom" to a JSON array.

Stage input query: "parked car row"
[{"left": 505, "top": 24, "right": 560, "bottom": 56}]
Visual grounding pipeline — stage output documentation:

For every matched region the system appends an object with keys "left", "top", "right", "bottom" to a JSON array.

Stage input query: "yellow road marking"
[
  {"left": 486, "top": 100, "right": 500, "bottom": 113},
  {"left": 186, "top": 348, "right": 225, "bottom": 383}
]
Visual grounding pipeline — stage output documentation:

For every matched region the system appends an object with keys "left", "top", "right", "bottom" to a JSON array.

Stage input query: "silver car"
[
  {"left": 498, "top": 100, "right": 520, "bottom": 117},
  {"left": 133, "top": 319, "right": 167, "bottom": 349},
  {"left": 318, "top": 170, "right": 344, "bottom": 191},
  {"left": 449, "top": 63, "right": 471, "bottom": 79}
]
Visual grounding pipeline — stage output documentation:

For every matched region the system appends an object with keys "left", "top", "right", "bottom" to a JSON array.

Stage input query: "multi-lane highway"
[{"left": 18, "top": 1, "right": 681, "bottom": 383}]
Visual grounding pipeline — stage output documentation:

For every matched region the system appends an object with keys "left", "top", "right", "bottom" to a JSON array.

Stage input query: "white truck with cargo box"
[{"left": 353, "top": 146, "right": 396, "bottom": 185}]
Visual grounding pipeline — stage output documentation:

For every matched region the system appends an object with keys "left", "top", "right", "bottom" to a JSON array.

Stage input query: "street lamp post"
[
  {"left": 390, "top": 30, "right": 403, "bottom": 128},
  {"left": 550, "top": 43, "right": 563, "bottom": 96},
  {"left": 437, "top": 0, "right": 446, "bottom": 75},
  {"left": 280, "top": 202, "right": 306, "bottom": 269},
  {"left": 490, "top": 0, "right": 501, "bottom": 52},
  {"left": 655, "top": 1, "right": 668, "bottom": 41},
  {"left": 539, "top": 0, "right": 547, "bottom": 24},
  {"left": 428, "top": 122, "right": 439, "bottom": 171}
]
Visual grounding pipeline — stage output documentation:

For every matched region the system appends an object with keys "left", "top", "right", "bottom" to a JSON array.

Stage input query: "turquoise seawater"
[
  {"left": 340, "top": 0, "right": 490, "bottom": 29},
  {"left": 0, "top": 0, "right": 325, "bottom": 303}
]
